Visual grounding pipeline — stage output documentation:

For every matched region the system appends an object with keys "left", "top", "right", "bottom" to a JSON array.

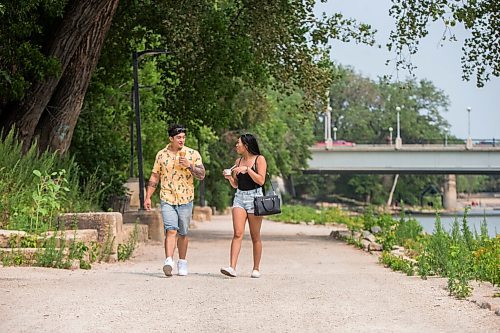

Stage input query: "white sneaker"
[
  {"left": 163, "top": 257, "right": 174, "bottom": 277},
  {"left": 177, "top": 259, "right": 188, "bottom": 276},
  {"left": 220, "top": 266, "right": 237, "bottom": 277},
  {"left": 251, "top": 270, "right": 261, "bottom": 278}
]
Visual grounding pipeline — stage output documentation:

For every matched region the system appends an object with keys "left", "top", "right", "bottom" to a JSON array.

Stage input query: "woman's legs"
[
  {"left": 230, "top": 207, "right": 247, "bottom": 269},
  {"left": 247, "top": 214, "right": 263, "bottom": 271}
]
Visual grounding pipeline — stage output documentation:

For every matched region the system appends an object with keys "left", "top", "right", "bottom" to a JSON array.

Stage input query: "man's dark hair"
[{"left": 168, "top": 124, "right": 187, "bottom": 137}]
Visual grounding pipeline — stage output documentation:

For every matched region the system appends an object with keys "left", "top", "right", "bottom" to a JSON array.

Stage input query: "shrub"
[{"left": 0, "top": 130, "right": 103, "bottom": 232}]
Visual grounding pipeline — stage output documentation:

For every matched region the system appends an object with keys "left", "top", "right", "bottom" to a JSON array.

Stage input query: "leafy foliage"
[
  {"left": 266, "top": 204, "right": 363, "bottom": 229},
  {"left": 0, "top": 130, "right": 102, "bottom": 231},
  {"left": 388, "top": 0, "right": 499, "bottom": 87},
  {"left": 0, "top": 0, "right": 66, "bottom": 103},
  {"left": 299, "top": 66, "right": 451, "bottom": 206}
]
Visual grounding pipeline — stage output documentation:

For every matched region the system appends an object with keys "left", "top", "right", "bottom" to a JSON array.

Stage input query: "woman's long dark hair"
[{"left": 240, "top": 133, "right": 261, "bottom": 156}]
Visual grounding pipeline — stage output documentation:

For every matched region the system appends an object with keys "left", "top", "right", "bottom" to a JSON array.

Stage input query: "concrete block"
[
  {"left": 124, "top": 178, "right": 141, "bottom": 210},
  {"left": 59, "top": 212, "right": 123, "bottom": 261},
  {"left": 123, "top": 210, "right": 164, "bottom": 242},
  {"left": 193, "top": 206, "right": 212, "bottom": 222},
  {"left": 121, "top": 224, "right": 149, "bottom": 243},
  {"left": 42, "top": 229, "right": 99, "bottom": 247},
  {"left": 0, "top": 230, "right": 27, "bottom": 248}
]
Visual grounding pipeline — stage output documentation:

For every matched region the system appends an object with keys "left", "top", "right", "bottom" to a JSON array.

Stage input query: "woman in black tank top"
[
  {"left": 235, "top": 156, "right": 260, "bottom": 190},
  {"left": 221, "top": 133, "right": 267, "bottom": 278}
]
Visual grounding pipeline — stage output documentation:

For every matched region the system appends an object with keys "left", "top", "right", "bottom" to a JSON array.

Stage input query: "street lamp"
[
  {"left": 389, "top": 127, "right": 393, "bottom": 146},
  {"left": 444, "top": 128, "right": 449, "bottom": 146},
  {"left": 395, "top": 106, "right": 402, "bottom": 148},
  {"left": 133, "top": 49, "right": 169, "bottom": 210},
  {"left": 333, "top": 127, "right": 337, "bottom": 141},
  {"left": 466, "top": 106, "right": 472, "bottom": 149},
  {"left": 467, "top": 107, "right": 471, "bottom": 137},
  {"left": 325, "top": 91, "right": 333, "bottom": 147}
]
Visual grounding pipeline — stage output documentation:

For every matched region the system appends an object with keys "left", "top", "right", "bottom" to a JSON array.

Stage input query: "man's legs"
[
  {"left": 177, "top": 235, "right": 188, "bottom": 259},
  {"left": 165, "top": 230, "right": 177, "bottom": 258},
  {"left": 176, "top": 202, "right": 193, "bottom": 276},
  {"left": 160, "top": 201, "right": 180, "bottom": 277}
]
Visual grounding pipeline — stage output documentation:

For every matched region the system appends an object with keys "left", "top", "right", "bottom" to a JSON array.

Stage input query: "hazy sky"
[{"left": 316, "top": 1, "right": 499, "bottom": 140}]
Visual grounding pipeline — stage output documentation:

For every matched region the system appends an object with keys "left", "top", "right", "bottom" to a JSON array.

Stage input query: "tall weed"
[{"left": 0, "top": 130, "right": 102, "bottom": 231}]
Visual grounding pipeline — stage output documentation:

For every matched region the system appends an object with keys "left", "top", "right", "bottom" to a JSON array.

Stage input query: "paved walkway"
[{"left": 0, "top": 215, "right": 498, "bottom": 332}]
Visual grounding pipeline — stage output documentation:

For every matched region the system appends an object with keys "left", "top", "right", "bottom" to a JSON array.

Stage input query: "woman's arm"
[
  {"left": 224, "top": 159, "right": 239, "bottom": 189},
  {"left": 247, "top": 155, "right": 266, "bottom": 186}
]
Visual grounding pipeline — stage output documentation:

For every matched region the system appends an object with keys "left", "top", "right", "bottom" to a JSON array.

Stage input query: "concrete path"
[{"left": 0, "top": 215, "right": 498, "bottom": 332}]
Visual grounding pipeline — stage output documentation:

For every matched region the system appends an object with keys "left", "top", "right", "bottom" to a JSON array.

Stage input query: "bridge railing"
[{"left": 319, "top": 138, "right": 497, "bottom": 146}]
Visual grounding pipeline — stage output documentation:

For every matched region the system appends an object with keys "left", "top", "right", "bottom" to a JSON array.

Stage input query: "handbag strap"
[
  {"left": 254, "top": 155, "right": 276, "bottom": 195},
  {"left": 264, "top": 172, "right": 277, "bottom": 195}
]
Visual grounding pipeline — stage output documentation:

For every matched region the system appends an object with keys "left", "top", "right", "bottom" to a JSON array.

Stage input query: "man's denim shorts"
[
  {"left": 160, "top": 201, "right": 193, "bottom": 236},
  {"left": 233, "top": 188, "right": 263, "bottom": 214}
]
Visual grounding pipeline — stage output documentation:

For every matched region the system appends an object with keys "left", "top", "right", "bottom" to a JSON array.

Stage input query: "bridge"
[
  {"left": 306, "top": 143, "right": 500, "bottom": 174},
  {"left": 299, "top": 103, "right": 499, "bottom": 209},
  {"left": 304, "top": 142, "right": 500, "bottom": 210}
]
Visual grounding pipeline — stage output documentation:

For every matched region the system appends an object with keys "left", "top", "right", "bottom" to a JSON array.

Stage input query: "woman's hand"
[{"left": 234, "top": 166, "right": 249, "bottom": 175}]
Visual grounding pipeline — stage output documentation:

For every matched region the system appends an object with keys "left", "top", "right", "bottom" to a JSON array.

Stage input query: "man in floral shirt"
[{"left": 144, "top": 124, "right": 205, "bottom": 277}]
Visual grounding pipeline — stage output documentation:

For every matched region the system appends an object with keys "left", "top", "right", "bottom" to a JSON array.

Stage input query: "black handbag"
[{"left": 253, "top": 173, "right": 281, "bottom": 216}]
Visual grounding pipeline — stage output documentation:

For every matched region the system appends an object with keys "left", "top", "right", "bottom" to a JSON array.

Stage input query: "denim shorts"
[
  {"left": 160, "top": 201, "right": 193, "bottom": 236},
  {"left": 233, "top": 188, "right": 263, "bottom": 214}
]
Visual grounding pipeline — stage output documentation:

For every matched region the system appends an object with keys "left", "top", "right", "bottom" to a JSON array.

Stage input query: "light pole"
[
  {"left": 129, "top": 87, "right": 135, "bottom": 178},
  {"left": 325, "top": 91, "right": 333, "bottom": 147},
  {"left": 395, "top": 106, "right": 402, "bottom": 148},
  {"left": 444, "top": 128, "right": 449, "bottom": 147},
  {"left": 466, "top": 106, "right": 472, "bottom": 149},
  {"left": 333, "top": 127, "right": 337, "bottom": 141},
  {"left": 389, "top": 127, "right": 393, "bottom": 146},
  {"left": 133, "top": 49, "right": 169, "bottom": 210},
  {"left": 467, "top": 106, "right": 471, "bottom": 137}
]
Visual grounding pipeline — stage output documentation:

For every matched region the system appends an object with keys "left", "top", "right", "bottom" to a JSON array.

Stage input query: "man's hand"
[
  {"left": 179, "top": 156, "right": 191, "bottom": 169},
  {"left": 144, "top": 198, "right": 152, "bottom": 211}
]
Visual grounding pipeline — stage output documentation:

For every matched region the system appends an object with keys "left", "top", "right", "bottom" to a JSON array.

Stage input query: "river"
[{"left": 408, "top": 209, "right": 500, "bottom": 238}]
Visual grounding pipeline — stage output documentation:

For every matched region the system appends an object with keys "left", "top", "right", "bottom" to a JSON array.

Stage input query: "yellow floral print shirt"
[{"left": 152, "top": 145, "right": 202, "bottom": 205}]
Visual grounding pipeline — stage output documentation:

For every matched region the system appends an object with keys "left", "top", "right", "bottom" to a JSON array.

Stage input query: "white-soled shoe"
[
  {"left": 251, "top": 270, "right": 261, "bottom": 278},
  {"left": 220, "top": 266, "right": 237, "bottom": 277},
  {"left": 177, "top": 259, "right": 188, "bottom": 276},
  {"left": 163, "top": 257, "right": 174, "bottom": 277}
]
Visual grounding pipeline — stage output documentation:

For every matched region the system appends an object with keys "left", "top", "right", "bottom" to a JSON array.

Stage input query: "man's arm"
[
  {"left": 189, "top": 163, "right": 205, "bottom": 180},
  {"left": 144, "top": 172, "right": 160, "bottom": 210}
]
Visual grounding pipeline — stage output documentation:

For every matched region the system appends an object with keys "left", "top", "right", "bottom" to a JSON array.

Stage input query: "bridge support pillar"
[{"left": 443, "top": 174, "right": 457, "bottom": 211}]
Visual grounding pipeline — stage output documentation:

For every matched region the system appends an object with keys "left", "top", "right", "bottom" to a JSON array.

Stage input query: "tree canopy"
[
  {"left": 1, "top": 1, "right": 498, "bottom": 208},
  {"left": 388, "top": 0, "right": 499, "bottom": 87}
]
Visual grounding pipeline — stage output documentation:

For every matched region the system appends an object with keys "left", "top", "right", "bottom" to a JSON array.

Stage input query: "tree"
[
  {"left": 325, "top": 66, "right": 450, "bottom": 144},
  {"left": 1, "top": 0, "right": 375, "bottom": 154},
  {"left": 301, "top": 66, "right": 451, "bottom": 205},
  {"left": 0, "top": 0, "right": 120, "bottom": 153},
  {"left": 388, "top": 0, "right": 499, "bottom": 87}
]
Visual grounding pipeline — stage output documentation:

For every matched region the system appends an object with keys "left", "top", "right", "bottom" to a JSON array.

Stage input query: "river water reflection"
[{"left": 407, "top": 209, "right": 500, "bottom": 238}]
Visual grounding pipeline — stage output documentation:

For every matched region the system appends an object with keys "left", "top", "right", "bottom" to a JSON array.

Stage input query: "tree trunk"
[
  {"left": 5, "top": 0, "right": 115, "bottom": 152},
  {"left": 36, "top": 0, "right": 120, "bottom": 154}
]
